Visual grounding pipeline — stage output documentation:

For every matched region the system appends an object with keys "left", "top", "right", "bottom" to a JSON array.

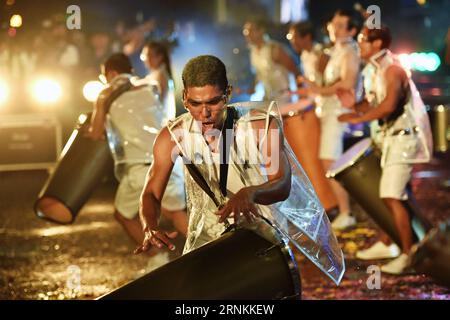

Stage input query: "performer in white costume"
[
  {"left": 137, "top": 41, "right": 177, "bottom": 123},
  {"left": 300, "top": 10, "right": 363, "bottom": 230},
  {"left": 285, "top": 21, "right": 338, "bottom": 213},
  {"left": 338, "top": 26, "right": 432, "bottom": 274},
  {"left": 243, "top": 19, "right": 299, "bottom": 104},
  {"left": 87, "top": 53, "right": 187, "bottom": 256},
  {"left": 136, "top": 55, "right": 345, "bottom": 285}
]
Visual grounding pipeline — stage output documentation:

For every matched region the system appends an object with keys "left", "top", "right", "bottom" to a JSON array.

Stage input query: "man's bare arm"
[
  {"left": 216, "top": 116, "right": 291, "bottom": 223},
  {"left": 356, "top": 65, "right": 406, "bottom": 122},
  {"left": 136, "top": 127, "right": 178, "bottom": 252},
  {"left": 310, "top": 50, "right": 360, "bottom": 96},
  {"left": 272, "top": 44, "right": 300, "bottom": 78},
  {"left": 253, "top": 116, "right": 292, "bottom": 204}
]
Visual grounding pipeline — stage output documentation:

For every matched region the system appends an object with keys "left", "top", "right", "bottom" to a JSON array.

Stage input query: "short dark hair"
[
  {"left": 334, "top": 9, "right": 363, "bottom": 34},
  {"left": 103, "top": 53, "right": 133, "bottom": 75},
  {"left": 182, "top": 55, "right": 228, "bottom": 93},
  {"left": 290, "top": 21, "right": 314, "bottom": 38},
  {"left": 365, "top": 25, "right": 392, "bottom": 49}
]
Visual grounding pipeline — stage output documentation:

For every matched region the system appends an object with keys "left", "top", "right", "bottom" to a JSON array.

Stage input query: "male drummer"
[
  {"left": 135, "top": 55, "right": 345, "bottom": 286},
  {"left": 299, "top": 9, "right": 363, "bottom": 231},
  {"left": 338, "top": 26, "right": 432, "bottom": 274},
  {"left": 243, "top": 19, "right": 299, "bottom": 104},
  {"left": 87, "top": 53, "right": 188, "bottom": 267}
]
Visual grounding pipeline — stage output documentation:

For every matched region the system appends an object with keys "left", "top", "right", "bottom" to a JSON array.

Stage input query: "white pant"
[
  {"left": 318, "top": 114, "right": 347, "bottom": 160},
  {"left": 379, "top": 163, "right": 412, "bottom": 200},
  {"left": 115, "top": 160, "right": 186, "bottom": 219}
]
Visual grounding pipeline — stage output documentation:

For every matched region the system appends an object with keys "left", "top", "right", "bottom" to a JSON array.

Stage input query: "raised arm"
[
  {"left": 272, "top": 44, "right": 300, "bottom": 78},
  {"left": 87, "top": 87, "right": 112, "bottom": 140}
]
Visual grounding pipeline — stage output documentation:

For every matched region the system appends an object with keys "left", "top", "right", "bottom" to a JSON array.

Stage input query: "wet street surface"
[{"left": 1, "top": 155, "right": 449, "bottom": 300}]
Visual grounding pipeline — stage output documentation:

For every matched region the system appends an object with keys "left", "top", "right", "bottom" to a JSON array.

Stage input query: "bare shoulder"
[
  {"left": 385, "top": 64, "right": 407, "bottom": 81},
  {"left": 154, "top": 126, "right": 177, "bottom": 153}
]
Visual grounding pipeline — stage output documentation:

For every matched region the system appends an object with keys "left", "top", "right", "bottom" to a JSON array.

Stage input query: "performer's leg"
[
  {"left": 382, "top": 198, "right": 413, "bottom": 253},
  {"left": 322, "top": 159, "right": 351, "bottom": 215}
]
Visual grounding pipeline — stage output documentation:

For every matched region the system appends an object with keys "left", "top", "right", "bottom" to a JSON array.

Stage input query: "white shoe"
[
  {"left": 380, "top": 253, "right": 409, "bottom": 275},
  {"left": 331, "top": 214, "right": 356, "bottom": 230},
  {"left": 356, "top": 241, "right": 401, "bottom": 260},
  {"left": 145, "top": 251, "right": 170, "bottom": 273}
]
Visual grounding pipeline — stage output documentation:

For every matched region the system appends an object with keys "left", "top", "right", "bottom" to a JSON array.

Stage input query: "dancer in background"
[
  {"left": 285, "top": 21, "right": 338, "bottom": 214},
  {"left": 338, "top": 26, "right": 432, "bottom": 274},
  {"left": 243, "top": 19, "right": 299, "bottom": 104},
  {"left": 87, "top": 53, "right": 188, "bottom": 270},
  {"left": 300, "top": 10, "right": 363, "bottom": 230}
]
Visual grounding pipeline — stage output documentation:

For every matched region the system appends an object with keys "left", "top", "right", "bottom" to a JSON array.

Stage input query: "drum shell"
[
  {"left": 331, "top": 141, "right": 432, "bottom": 247},
  {"left": 34, "top": 113, "right": 114, "bottom": 224},
  {"left": 332, "top": 148, "right": 404, "bottom": 246},
  {"left": 99, "top": 228, "right": 300, "bottom": 300}
]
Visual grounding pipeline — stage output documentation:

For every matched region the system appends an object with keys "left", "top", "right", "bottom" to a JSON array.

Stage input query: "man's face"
[
  {"left": 287, "top": 28, "right": 310, "bottom": 54},
  {"left": 243, "top": 22, "right": 263, "bottom": 45},
  {"left": 327, "top": 14, "right": 354, "bottom": 43},
  {"left": 358, "top": 28, "right": 379, "bottom": 60},
  {"left": 184, "top": 85, "right": 227, "bottom": 133}
]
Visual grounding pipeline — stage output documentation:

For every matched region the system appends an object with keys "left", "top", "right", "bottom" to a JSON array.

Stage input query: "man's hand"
[
  {"left": 134, "top": 228, "right": 178, "bottom": 254},
  {"left": 336, "top": 88, "right": 356, "bottom": 109},
  {"left": 216, "top": 187, "right": 261, "bottom": 224},
  {"left": 338, "top": 112, "right": 362, "bottom": 124}
]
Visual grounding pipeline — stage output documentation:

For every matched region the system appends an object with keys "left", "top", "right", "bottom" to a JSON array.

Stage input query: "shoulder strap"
[
  {"left": 219, "top": 107, "right": 235, "bottom": 197},
  {"left": 104, "top": 80, "right": 134, "bottom": 114},
  {"left": 183, "top": 107, "right": 236, "bottom": 207}
]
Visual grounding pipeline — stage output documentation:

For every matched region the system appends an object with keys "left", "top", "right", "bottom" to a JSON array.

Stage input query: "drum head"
[{"left": 327, "top": 138, "right": 372, "bottom": 177}]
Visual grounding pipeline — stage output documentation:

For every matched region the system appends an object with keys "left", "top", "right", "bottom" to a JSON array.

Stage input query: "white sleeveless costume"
[
  {"left": 364, "top": 50, "right": 432, "bottom": 199},
  {"left": 167, "top": 101, "right": 345, "bottom": 285}
]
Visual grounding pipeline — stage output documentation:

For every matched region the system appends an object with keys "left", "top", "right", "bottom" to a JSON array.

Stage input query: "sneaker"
[
  {"left": 145, "top": 251, "right": 170, "bottom": 273},
  {"left": 331, "top": 213, "right": 356, "bottom": 230},
  {"left": 356, "top": 241, "right": 401, "bottom": 260},
  {"left": 380, "top": 253, "right": 409, "bottom": 275}
]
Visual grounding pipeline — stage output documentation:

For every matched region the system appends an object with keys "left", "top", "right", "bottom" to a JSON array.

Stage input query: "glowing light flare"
[
  {"left": 10, "top": 14, "right": 22, "bottom": 28},
  {"left": 82, "top": 80, "right": 104, "bottom": 102},
  {"left": 397, "top": 52, "right": 441, "bottom": 73},
  {"left": 32, "top": 79, "right": 62, "bottom": 104},
  {"left": 0, "top": 80, "right": 9, "bottom": 105}
]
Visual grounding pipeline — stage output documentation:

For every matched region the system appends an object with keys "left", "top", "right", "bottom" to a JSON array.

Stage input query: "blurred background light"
[
  {"left": 397, "top": 52, "right": 440, "bottom": 73},
  {"left": 82, "top": 81, "right": 104, "bottom": 102},
  {"left": 32, "top": 78, "right": 62, "bottom": 104},
  {"left": 10, "top": 14, "right": 23, "bottom": 28},
  {"left": 0, "top": 80, "right": 9, "bottom": 105}
]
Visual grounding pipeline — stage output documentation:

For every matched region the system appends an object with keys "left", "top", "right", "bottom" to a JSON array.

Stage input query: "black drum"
[
  {"left": 99, "top": 223, "right": 301, "bottom": 300},
  {"left": 34, "top": 113, "right": 114, "bottom": 224},
  {"left": 327, "top": 138, "right": 430, "bottom": 247}
]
